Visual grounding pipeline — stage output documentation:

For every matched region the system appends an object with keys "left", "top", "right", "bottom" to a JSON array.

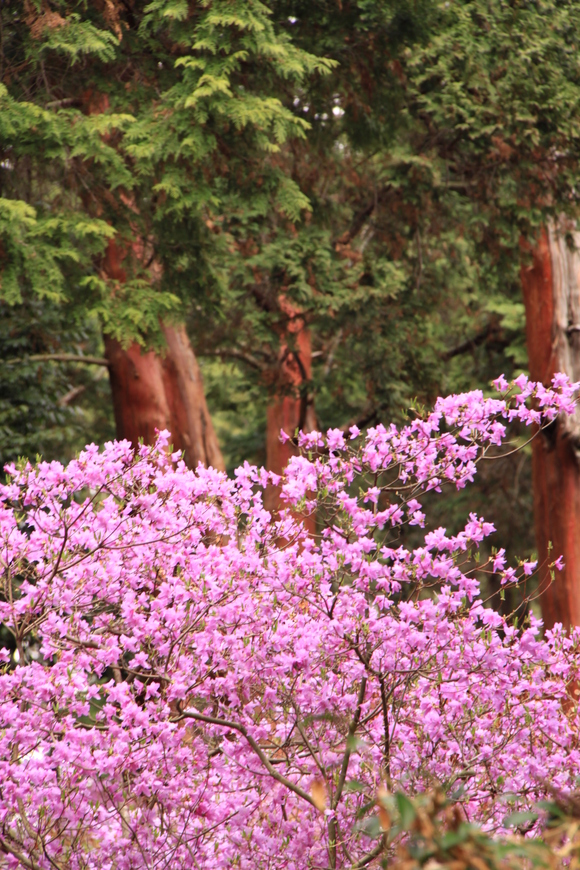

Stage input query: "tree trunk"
[
  {"left": 104, "top": 325, "right": 224, "bottom": 470},
  {"left": 102, "top": 240, "right": 225, "bottom": 471},
  {"left": 521, "top": 223, "right": 580, "bottom": 629},
  {"left": 264, "top": 298, "right": 316, "bottom": 527},
  {"left": 81, "top": 89, "right": 224, "bottom": 472}
]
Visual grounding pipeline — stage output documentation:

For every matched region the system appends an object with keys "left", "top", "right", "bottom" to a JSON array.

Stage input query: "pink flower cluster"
[{"left": 0, "top": 375, "right": 578, "bottom": 870}]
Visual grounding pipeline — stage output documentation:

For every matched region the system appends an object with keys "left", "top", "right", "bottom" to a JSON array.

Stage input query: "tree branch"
[
  {"left": 333, "top": 676, "right": 367, "bottom": 810},
  {"left": 251, "top": 282, "right": 279, "bottom": 315},
  {"left": 176, "top": 709, "right": 318, "bottom": 810},
  {"left": 335, "top": 186, "right": 392, "bottom": 247},
  {"left": 0, "top": 834, "right": 42, "bottom": 870},
  {"left": 1, "top": 354, "right": 109, "bottom": 367},
  {"left": 202, "top": 348, "right": 268, "bottom": 372},
  {"left": 379, "top": 676, "right": 391, "bottom": 781},
  {"left": 339, "top": 408, "right": 378, "bottom": 436},
  {"left": 440, "top": 321, "right": 504, "bottom": 361},
  {"left": 294, "top": 715, "right": 327, "bottom": 779},
  {"left": 351, "top": 836, "right": 387, "bottom": 870},
  {"left": 45, "top": 98, "right": 82, "bottom": 110},
  {"left": 57, "top": 385, "right": 86, "bottom": 407}
]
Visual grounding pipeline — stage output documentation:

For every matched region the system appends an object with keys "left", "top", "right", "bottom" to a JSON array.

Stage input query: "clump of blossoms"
[{"left": 0, "top": 374, "right": 579, "bottom": 870}]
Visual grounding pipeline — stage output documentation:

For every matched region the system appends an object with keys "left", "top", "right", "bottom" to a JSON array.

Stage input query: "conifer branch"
[
  {"left": 202, "top": 348, "right": 268, "bottom": 371},
  {"left": 1, "top": 354, "right": 110, "bottom": 367}
]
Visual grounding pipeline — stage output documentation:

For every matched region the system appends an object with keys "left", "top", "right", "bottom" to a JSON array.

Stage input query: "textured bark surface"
[
  {"left": 83, "top": 93, "right": 224, "bottom": 471},
  {"left": 521, "top": 224, "right": 580, "bottom": 629},
  {"left": 102, "top": 241, "right": 225, "bottom": 471},
  {"left": 264, "top": 299, "right": 316, "bottom": 529},
  {"left": 104, "top": 325, "right": 224, "bottom": 471}
]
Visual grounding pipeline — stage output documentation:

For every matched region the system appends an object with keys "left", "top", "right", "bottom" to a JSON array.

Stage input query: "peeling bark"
[
  {"left": 104, "top": 325, "right": 224, "bottom": 471},
  {"left": 521, "top": 223, "right": 580, "bottom": 629},
  {"left": 102, "top": 240, "right": 225, "bottom": 471},
  {"left": 82, "top": 91, "right": 224, "bottom": 472},
  {"left": 264, "top": 298, "right": 316, "bottom": 529}
]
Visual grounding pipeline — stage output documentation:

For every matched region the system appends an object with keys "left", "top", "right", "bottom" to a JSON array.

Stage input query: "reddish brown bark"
[
  {"left": 102, "top": 240, "right": 225, "bottom": 471},
  {"left": 264, "top": 298, "right": 316, "bottom": 529},
  {"left": 521, "top": 225, "right": 580, "bottom": 629},
  {"left": 81, "top": 90, "right": 224, "bottom": 471}
]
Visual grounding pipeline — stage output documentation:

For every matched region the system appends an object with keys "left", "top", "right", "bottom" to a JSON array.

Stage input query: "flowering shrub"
[{"left": 0, "top": 375, "right": 579, "bottom": 870}]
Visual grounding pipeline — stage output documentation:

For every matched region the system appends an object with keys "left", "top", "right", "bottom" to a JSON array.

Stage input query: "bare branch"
[
  {"left": 58, "top": 385, "right": 86, "bottom": 407},
  {"left": 440, "top": 321, "right": 504, "bottom": 361},
  {"left": 333, "top": 677, "right": 367, "bottom": 810},
  {"left": 202, "top": 348, "right": 268, "bottom": 372},
  {"left": 176, "top": 709, "right": 319, "bottom": 810}
]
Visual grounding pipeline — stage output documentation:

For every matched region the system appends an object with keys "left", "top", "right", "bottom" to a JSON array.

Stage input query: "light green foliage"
[{"left": 40, "top": 14, "right": 118, "bottom": 60}]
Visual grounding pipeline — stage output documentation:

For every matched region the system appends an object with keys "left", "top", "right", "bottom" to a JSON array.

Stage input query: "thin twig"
[
  {"left": 202, "top": 348, "right": 268, "bottom": 372},
  {"left": 333, "top": 677, "right": 367, "bottom": 810},
  {"left": 350, "top": 836, "right": 387, "bottom": 870},
  {"left": 175, "top": 709, "right": 318, "bottom": 810},
  {"left": 379, "top": 676, "right": 391, "bottom": 782}
]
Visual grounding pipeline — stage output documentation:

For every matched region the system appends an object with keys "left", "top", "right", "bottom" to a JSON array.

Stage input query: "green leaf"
[
  {"left": 360, "top": 816, "right": 382, "bottom": 839},
  {"left": 344, "top": 780, "right": 367, "bottom": 794},
  {"left": 439, "top": 826, "right": 471, "bottom": 850},
  {"left": 503, "top": 811, "right": 539, "bottom": 828},
  {"left": 395, "top": 794, "right": 417, "bottom": 829}
]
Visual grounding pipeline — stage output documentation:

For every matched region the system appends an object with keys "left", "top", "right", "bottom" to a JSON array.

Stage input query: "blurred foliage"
[
  {"left": 0, "top": 295, "right": 114, "bottom": 469},
  {"left": 357, "top": 786, "right": 580, "bottom": 870}
]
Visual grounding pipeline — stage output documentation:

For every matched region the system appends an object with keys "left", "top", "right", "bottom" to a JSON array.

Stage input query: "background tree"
[
  {"left": 396, "top": 0, "right": 580, "bottom": 625},
  {"left": 5, "top": 0, "right": 580, "bottom": 624},
  {"left": 0, "top": 0, "right": 331, "bottom": 469},
  {"left": 222, "top": 0, "right": 580, "bottom": 622}
]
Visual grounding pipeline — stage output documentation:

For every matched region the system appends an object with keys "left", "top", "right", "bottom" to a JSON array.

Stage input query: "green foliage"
[
  {"left": 0, "top": 0, "right": 339, "bottom": 467},
  {"left": 40, "top": 14, "right": 119, "bottom": 61},
  {"left": 201, "top": 357, "right": 267, "bottom": 472},
  {"left": 360, "top": 787, "right": 580, "bottom": 870},
  {"left": 0, "top": 0, "right": 331, "bottom": 341},
  {"left": 408, "top": 0, "right": 580, "bottom": 235},
  {"left": 0, "top": 295, "right": 114, "bottom": 469}
]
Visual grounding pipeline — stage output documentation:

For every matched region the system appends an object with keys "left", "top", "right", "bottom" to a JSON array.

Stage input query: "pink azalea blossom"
[{"left": 0, "top": 373, "right": 578, "bottom": 869}]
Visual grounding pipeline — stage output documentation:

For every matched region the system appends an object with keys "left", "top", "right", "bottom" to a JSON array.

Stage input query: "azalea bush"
[{"left": 1, "top": 375, "right": 580, "bottom": 870}]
